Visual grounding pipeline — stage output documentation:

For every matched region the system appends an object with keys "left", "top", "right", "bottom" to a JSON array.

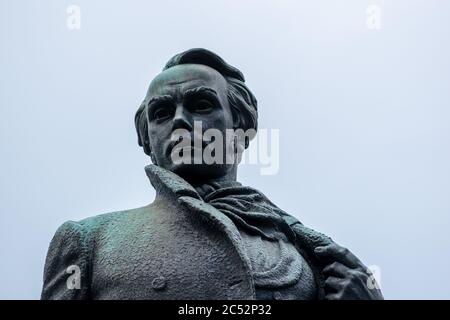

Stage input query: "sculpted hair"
[{"left": 134, "top": 48, "right": 258, "bottom": 156}]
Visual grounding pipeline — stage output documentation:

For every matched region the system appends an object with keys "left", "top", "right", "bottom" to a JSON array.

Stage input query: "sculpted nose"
[{"left": 172, "top": 105, "right": 193, "bottom": 131}]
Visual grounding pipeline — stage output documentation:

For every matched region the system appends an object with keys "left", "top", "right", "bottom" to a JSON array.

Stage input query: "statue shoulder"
[
  {"left": 75, "top": 203, "right": 157, "bottom": 232},
  {"left": 41, "top": 204, "right": 157, "bottom": 299}
]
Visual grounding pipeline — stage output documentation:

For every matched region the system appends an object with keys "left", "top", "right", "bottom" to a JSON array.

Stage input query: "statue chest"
[
  {"left": 88, "top": 196, "right": 318, "bottom": 300},
  {"left": 89, "top": 199, "right": 255, "bottom": 299}
]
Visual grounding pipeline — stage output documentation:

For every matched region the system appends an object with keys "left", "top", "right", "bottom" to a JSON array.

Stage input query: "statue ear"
[
  {"left": 136, "top": 102, "right": 153, "bottom": 156},
  {"left": 231, "top": 113, "right": 251, "bottom": 150},
  {"left": 231, "top": 111, "right": 241, "bottom": 130}
]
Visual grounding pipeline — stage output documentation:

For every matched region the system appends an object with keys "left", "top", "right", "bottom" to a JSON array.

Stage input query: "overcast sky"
[{"left": 1, "top": 0, "right": 449, "bottom": 299}]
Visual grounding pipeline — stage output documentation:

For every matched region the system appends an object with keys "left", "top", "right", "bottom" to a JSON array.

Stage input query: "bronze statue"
[{"left": 41, "top": 48, "right": 383, "bottom": 300}]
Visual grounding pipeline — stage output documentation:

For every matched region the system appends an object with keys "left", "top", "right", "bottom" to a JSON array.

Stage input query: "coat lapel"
[{"left": 145, "top": 164, "right": 255, "bottom": 299}]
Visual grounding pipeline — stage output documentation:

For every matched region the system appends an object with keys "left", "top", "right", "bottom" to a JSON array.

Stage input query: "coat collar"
[{"left": 144, "top": 164, "right": 201, "bottom": 200}]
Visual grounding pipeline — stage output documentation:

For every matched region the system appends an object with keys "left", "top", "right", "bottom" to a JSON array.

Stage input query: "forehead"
[{"left": 146, "top": 64, "right": 228, "bottom": 98}]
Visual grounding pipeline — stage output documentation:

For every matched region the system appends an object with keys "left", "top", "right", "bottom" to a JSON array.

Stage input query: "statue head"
[{"left": 135, "top": 48, "right": 258, "bottom": 183}]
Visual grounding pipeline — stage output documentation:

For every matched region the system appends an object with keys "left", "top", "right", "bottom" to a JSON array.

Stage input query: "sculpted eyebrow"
[
  {"left": 147, "top": 95, "right": 174, "bottom": 106},
  {"left": 183, "top": 86, "right": 218, "bottom": 100}
]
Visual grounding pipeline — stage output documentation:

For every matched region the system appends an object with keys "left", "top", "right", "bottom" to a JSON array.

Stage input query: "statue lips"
[{"left": 166, "top": 134, "right": 210, "bottom": 161}]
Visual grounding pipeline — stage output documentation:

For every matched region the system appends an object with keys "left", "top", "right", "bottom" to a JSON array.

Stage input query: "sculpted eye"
[
  {"left": 153, "top": 107, "right": 173, "bottom": 122},
  {"left": 192, "top": 99, "right": 213, "bottom": 114}
]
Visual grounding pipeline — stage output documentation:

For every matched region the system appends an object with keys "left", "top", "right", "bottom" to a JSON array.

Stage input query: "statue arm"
[{"left": 41, "top": 221, "right": 90, "bottom": 300}]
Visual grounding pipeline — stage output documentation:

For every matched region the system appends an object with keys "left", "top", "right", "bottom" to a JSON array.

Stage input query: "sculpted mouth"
[
  {"left": 166, "top": 134, "right": 209, "bottom": 159},
  {"left": 166, "top": 136, "right": 183, "bottom": 156}
]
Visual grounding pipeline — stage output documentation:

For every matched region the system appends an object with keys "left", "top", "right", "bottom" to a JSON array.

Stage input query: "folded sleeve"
[{"left": 41, "top": 221, "right": 90, "bottom": 300}]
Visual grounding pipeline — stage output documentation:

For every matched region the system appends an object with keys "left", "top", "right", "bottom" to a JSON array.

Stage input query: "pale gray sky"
[{"left": 1, "top": 0, "right": 449, "bottom": 299}]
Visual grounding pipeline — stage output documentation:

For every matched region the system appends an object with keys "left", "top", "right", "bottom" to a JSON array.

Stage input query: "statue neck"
[{"left": 189, "top": 167, "right": 239, "bottom": 199}]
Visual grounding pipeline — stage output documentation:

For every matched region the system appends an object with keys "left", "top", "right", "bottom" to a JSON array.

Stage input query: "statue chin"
[{"left": 168, "top": 162, "right": 234, "bottom": 184}]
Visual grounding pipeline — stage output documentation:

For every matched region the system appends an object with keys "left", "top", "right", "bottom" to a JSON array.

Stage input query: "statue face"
[{"left": 145, "top": 64, "right": 236, "bottom": 182}]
